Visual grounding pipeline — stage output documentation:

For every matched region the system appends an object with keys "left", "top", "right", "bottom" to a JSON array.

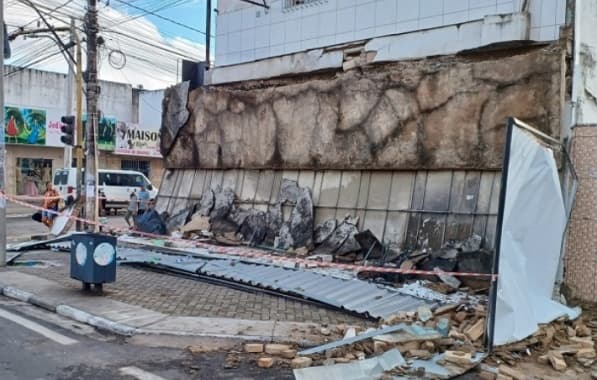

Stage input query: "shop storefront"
[{"left": 4, "top": 105, "right": 67, "bottom": 196}]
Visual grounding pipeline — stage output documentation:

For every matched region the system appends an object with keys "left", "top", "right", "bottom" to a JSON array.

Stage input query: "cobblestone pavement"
[{"left": 6, "top": 250, "right": 369, "bottom": 325}]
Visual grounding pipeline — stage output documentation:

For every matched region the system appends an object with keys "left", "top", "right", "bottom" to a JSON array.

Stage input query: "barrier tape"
[{"left": 2, "top": 193, "right": 498, "bottom": 280}]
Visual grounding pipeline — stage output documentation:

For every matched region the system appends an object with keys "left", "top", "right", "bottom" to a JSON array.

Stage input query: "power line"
[{"left": 109, "top": 0, "right": 211, "bottom": 36}]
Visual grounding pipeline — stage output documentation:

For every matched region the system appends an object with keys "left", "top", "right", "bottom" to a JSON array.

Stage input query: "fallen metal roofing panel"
[{"left": 118, "top": 248, "right": 434, "bottom": 320}]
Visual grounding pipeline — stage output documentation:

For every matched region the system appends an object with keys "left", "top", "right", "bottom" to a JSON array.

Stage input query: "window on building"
[
  {"left": 16, "top": 158, "right": 53, "bottom": 195},
  {"left": 121, "top": 159, "right": 150, "bottom": 178}
]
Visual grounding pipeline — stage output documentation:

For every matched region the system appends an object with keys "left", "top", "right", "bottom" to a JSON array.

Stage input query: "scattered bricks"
[
  {"left": 257, "top": 357, "right": 275, "bottom": 368},
  {"left": 567, "top": 326, "right": 577, "bottom": 338},
  {"left": 324, "top": 348, "right": 343, "bottom": 359},
  {"left": 576, "top": 348, "right": 597, "bottom": 359},
  {"left": 547, "top": 351, "right": 567, "bottom": 371},
  {"left": 576, "top": 323, "right": 592, "bottom": 337},
  {"left": 454, "top": 311, "right": 468, "bottom": 323},
  {"left": 496, "top": 375, "right": 513, "bottom": 380},
  {"left": 187, "top": 345, "right": 207, "bottom": 354},
  {"left": 374, "top": 341, "right": 389, "bottom": 354},
  {"left": 478, "top": 371, "right": 497, "bottom": 380},
  {"left": 320, "top": 327, "right": 331, "bottom": 336},
  {"left": 281, "top": 349, "right": 297, "bottom": 359},
  {"left": 397, "top": 341, "right": 420, "bottom": 352},
  {"left": 498, "top": 365, "right": 526, "bottom": 380},
  {"left": 336, "top": 324, "right": 347, "bottom": 334},
  {"left": 570, "top": 336, "right": 595, "bottom": 348},
  {"left": 465, "top": 318, "right": 485, "bottom": 342},
  {"left": 291, "top": 357, "right": 312, "bottom": 369},
  {"left": 334, "top": 357, "right": 351, "bottom": 364},
  {"left": 538, "top": 355, "right": 549, "bottom": 365},
  {"left": 577, "top": 358, "right": 595, "bottom": 367},
  {"left": 265, "top": 344, "right": 291, "bottom": 355},
  {"left": 245, "top": 343, "right": 264, "bottom": 353},
  {"left": 345, "top": 353, "right": 356, "bottom": 360},
  {"left": 383, "top": 314, "right": 401, "bottom": 325},
  {"left": 355, "top": 351, "right": 366, "bottom": 360},
  {"left": 434, "top": 304, "right": 458, "bottom": 316},
  {"left": 449, "top": 329, "right": 467, "bottom": 341},
  {"left": 444, "top": 351, "right": 473, "bottom": 366},
  {"left": 408, "top": 350, "right": 433, "bottom": 360},
  {"left": 422, "top": 341, "right": 436, "bottom": 351}
]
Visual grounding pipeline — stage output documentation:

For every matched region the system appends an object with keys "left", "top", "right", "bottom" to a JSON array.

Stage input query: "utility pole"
[
  {"left": 85, "top": 0, "right": 99, "bottom": 231},
  {"left": 0, "top": 0, "right": 6, "bottom": 267},
  {"left": 206, "top": 0, "right": 211, "bottom": 66},
  {"left": 64, "top": 18, "right": 75, "bottom": 168}
]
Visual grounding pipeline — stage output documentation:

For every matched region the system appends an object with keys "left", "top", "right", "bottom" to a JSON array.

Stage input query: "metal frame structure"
[{"left": 485, "top": 117, "right": 579, "bottom": 351}]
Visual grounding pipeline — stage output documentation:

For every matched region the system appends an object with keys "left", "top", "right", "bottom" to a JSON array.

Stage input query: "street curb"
[
  {"left": 56, "top": 305, "right": 137, "bottom": 336},
  {"left": 0, "top": 284, "right": 136, "bottom": 337}
]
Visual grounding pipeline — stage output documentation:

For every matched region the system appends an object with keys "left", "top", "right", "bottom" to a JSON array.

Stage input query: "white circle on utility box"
[
  {"left": 75, "top": 243, "right": 87, "bottom": 266},
  {"left": 93, "top": 242, "right": 115, "bottom": 266}
]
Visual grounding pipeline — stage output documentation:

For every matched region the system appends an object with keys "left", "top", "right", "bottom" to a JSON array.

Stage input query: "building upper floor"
[{"left": 215, "top": 0, "right": 569, "bottom": 67}]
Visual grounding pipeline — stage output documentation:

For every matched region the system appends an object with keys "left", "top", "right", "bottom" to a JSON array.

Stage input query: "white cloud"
[{"left": 5, "top": 0, "right": 204, "bottom": 90}]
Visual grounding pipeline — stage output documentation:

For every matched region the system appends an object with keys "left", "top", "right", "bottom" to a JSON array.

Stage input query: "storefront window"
[
  {"left": 121, "top": 159, "right": 150, "bottom": 178},
  {"left": 16, "top": 158, "right": 53, "bottom": 195}
]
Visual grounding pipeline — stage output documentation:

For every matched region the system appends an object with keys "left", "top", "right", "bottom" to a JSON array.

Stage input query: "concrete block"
[
  {"left": 265, "top": 343, "right": 292, "bottom": 355},
  {"left": 245, "top": 343, "right": 264, "bottom": 353},
  {"left": 257, "top": 357, "right": 275, "bottom": 368},
  {"left": 291, "top": 357, "right": 312, "bottom": 369}
]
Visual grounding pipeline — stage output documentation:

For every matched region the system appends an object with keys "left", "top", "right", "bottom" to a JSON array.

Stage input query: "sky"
[{"left": 4, "top": 0, "right": 217, "bottom": 90}]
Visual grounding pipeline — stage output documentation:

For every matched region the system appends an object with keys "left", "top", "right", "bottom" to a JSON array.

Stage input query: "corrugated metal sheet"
[{"left": 118, "top": 248, "right": 433, "bottom": 320}]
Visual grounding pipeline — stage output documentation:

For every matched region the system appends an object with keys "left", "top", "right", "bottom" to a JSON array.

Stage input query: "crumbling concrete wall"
[
  {"left": 163, "top": 45, "right": 563, "bottom": 170},
  {"left": 157, "top": 168, "right": 501, "bottom": 251},
  {"left": 565, "top": 126, "right": 597, "bottom": 301}
]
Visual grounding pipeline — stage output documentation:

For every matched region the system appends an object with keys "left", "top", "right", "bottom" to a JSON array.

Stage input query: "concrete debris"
[
  {"left": 245, "top": 343, "right": 264, "bottom": 353},
  {"left": 275, "top": 186, "right": 314, "bottom": 250},
  {"left": 211, "top": 187, "right": 236, "bottom": 221},
  {"left": 265, "top": 344, "right": 292, "bottom": 355},
  {"left": 257, "top": 357, "right": 275, "bottom": 368},
  {"left": 313, "top": 219, "right": 337, "bottom": 245},
  {"left": 239, "top": 209, "right": 268, "bottom": 245},
  {"left": 181, "top": 214, "right": 210, "bottom": 234},
  {"left": 160, "top": 81, "right": 189, "bottom": 156},
  {"left": 293, "top": 349, "right": 405, "bottom": 380},
  {"left": 196, "top": 189, "right": 215, "bottom": 216},
  {"left": 291, "top": 356, "right": 313, "bottom": 369},
  {"left": 354, "top": 230, "right": 384, "bottom": 259},
  {"left": 314, "top": 216, "right": 360, "bottom": 257},
  {"left": 278, "top": 179, "right": 302, "bottom": 203}
]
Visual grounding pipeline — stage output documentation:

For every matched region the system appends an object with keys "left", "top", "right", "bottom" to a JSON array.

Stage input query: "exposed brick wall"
[{"left": 565, "top": 126, "right": 597, "bottom": 301}]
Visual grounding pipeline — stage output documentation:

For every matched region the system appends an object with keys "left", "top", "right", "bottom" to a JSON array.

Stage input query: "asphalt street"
[{"left": 0, "top": 296, "right": 294, "bottom": 380}]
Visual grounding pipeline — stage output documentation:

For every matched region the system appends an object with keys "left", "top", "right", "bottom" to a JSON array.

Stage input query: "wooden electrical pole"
[{"left": 85, "top": 0, "right": 99, "bottom": 231}]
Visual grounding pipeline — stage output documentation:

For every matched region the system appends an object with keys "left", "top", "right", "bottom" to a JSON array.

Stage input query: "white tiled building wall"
[{"left": 215, "top": 0, "right": 567, "bottom": 67}]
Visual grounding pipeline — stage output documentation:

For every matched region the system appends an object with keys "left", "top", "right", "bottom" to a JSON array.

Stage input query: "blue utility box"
[{"left": 70, "top": 233, "right": 117, "bottom": 292}]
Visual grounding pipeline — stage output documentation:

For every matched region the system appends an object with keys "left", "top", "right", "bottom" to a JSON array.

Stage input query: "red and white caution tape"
[{"left": 2, "top": 193, "right": 498, "bottom": 280}]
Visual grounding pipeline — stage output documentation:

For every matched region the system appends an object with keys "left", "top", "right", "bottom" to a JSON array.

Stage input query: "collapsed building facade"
[{"left": 155, "top": 1, "right": 597, "bottom": 301}]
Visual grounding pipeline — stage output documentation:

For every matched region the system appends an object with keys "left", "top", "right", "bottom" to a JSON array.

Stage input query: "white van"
[{"left": 53, "top": 168, "right": 158, "bottom": 211}]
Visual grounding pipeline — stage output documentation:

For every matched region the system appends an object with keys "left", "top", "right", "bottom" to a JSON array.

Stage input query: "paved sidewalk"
[{"left": 3, "top": 250, "right": 367, "bottom": 326}]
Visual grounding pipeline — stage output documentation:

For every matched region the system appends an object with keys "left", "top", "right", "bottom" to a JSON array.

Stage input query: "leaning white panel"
[{"left": 494, "top": 126, "right": 580, "bottom": 346}]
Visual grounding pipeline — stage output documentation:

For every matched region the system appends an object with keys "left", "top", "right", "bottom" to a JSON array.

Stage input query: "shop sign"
[
  {"left": 115, "top": 122, "right": 161, "bottom": 157},
  {"left": 4, "top": 106, "right": 47, "bottom": 145}
]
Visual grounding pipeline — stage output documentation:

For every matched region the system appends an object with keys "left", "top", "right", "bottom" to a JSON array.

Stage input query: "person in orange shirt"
[{"left": 41, "top": 181, "right": 60, "bottom": 228}]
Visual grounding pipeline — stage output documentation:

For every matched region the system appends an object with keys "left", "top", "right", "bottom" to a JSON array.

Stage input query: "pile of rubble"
[
  {"left": 163, "top": 180, "right": 491, "bottom": 283},
  {"left": 239, "top": 298, "right": 597, "bottom": 379}
]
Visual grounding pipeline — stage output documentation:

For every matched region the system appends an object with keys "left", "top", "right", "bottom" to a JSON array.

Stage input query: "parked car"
[{"left": 53, "top": 168, "right": 158, "bottom": 212}]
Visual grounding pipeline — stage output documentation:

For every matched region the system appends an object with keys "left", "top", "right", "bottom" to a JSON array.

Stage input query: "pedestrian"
[
  {"left": 137, "top": 185, "right": 150, "bottom": 216},
  {"left": 125, "top": 190, "right": 138, "bottom": 228},
  {"left": 41, "top": 181, "right": 60, "bottom": 228}
]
